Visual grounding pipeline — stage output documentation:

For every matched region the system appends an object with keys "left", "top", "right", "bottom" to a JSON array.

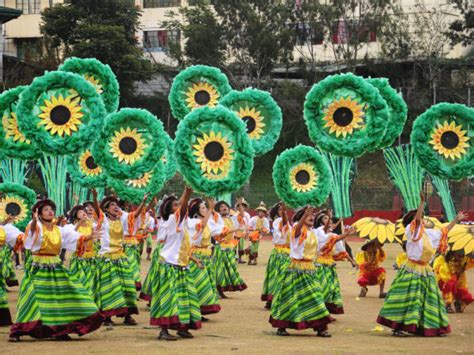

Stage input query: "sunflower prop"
[
  {"left": 16, "top": 71, "right": 106, "bottom": 156},
  {"left": 0, "top": 86, "right": 41, "bottom": 160},
  {"left": 352, "top": 217, "right": 400, "bottom": 244},
  {"left": 304, "top": 73, "right": 389, "bottom": 157},
  {"left": 411, "top": 103, "right": 473, "bottom": 181},
  {"left": 272, "top": 145, "right": 332, "bottom": 208},
  {"left": 59, "top": 57, "right": 120, "bottom": 114},
  {"left": 67, "top": 149, "right": 106, "bottom": 189},
  {"left": 107, "top": 161, "right": 166, "bottom": 204},
  {"left": 169, "top": 65, "right": 232, "bottom": 120},
  {"left": 366, "top": 78, "right": 407, "bottom": 150},
  {"left": 220, "top": 88, "right": 282, "bottom": 156},
  {"left": 162, "top": 133, "right": 178, "bottom": 181},
  {"left": 174, "top": 106, "right": 254, "bottom": 196},
  {"left": 0, "top": 182, "right": 36, "bottom": 229},
  {"left": 448, "top": 224, "right": 474, "bottom": 257},
  {"left": 93, "top": 108, "right": 167, "bottom": 180}
]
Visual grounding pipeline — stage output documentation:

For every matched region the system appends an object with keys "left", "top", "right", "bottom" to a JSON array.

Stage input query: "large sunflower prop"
[
  {"left": 59, "top": 57, "right": 120, "bottom": 114},
  {"left": 174, "top": 106, "right": 254, "bottom": 196},
  {"left": 67, "top": 149, "right": 106, "bottom": 188},
  {"left": 0, "top": 182, "right": 36, "bottom": 229},
  {"left": 220, "top": 88, "right": 282, "bottom": 156},
  {"left": 272, "top": 145, "right": 332, "bottom": 208},
  {"left": 366, "top": 78, "right": 408, "bottom": 150},
  {"left": 304, "top": 73, "right": 389, "bottom": 157},
  {"left": 0, "top": 86, "right": 41, "bottom": 160},
  {"left": 107, "top": 161, "right": 166, "bottom": 204},
  {"left": 352, "top": 217, "right": 399, "bottom": 244},
  {"left": 411, "top": 103, "right": 473, "bottom": 180},
  {"left": 93, "top": 108, "right": 167, "bottom": 180},
  {"left": 169, "top": 65, "right": 232, "bottom": 120},
  {"left": 448, "top": 224, "right": 474, "bottom": 257},
  {"left": 16, "top": 71, "right": 106, "bottom": 156}
]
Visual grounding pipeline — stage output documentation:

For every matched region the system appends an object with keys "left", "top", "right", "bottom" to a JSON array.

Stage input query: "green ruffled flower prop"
[
  {"left": 411, "top": 103, "right": 473, "bottom": 180},
  {"left": 272, "top": 145, "right": 332, "bottom": 208},
  {"left": 16, "top": 70, "right": 106, "bottom": 156},
  {"left": 220, "top": 88, "right": 282, "bottom": 156},
  {"left": 162, "top": 133, "right": 178, "bottom": 181},
  {"left": 59, "top": 57, "right": 120, "bottom": 114},
  {"left": 107, "top": 161, "right": 166, "bottom": 204},
  {"left": 93, "top": 108, "right": 167, "bottom": 180},
  {"left": 0, "top": 86, "right": 41, "bottom": 160},
  {"left": 169, "top": 65, "right": 232, "bottom": 120},
  {"left": 366, "top": 78, "right": 407, "bottom": 150},
  {"left": 67, "top": 149, "right": 107, "bottom": 189},
  {"left": 174, "top": 106, "right": 254, "bottom": 197},
  {"left": 0, "top": 182, "right": 36, "bottom": 229},
  {"left": 304, "top": 73, "right": 389, "bottom": 157}
]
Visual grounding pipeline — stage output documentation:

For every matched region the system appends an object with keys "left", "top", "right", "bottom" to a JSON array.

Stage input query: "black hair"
[
  {"left": 292, "top": 207, "right": 307, "bottom": 223},
  {"left": 68, "top": 205, "right": 85, "bottom": 224},
  {"left": 314, "top": 212, "right": 328, "bottom": 229},
  {"left": 188, "top": 198, "right": 204, "bottom": 219},
  {"left": 402, "top": 209, "right": 417, "bottom": 227},
  {"left": 331, "top": 217, "right": 342, "bottom": 234},
  {"left": 215, "top": 200, "right": 230, "bottom": 213},
  {"left": 269, "top": 203, "right": 281, "bottom": 221},
  {"left": 160, "top": 195, "right": 178, "bottom": 221}
]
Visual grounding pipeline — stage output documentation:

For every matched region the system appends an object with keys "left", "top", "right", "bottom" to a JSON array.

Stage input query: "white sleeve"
[
  {"left": 4, "top": 223, "right": 22, "bottom": 248},
  {"left": 59, "top": 224, "right": 83, "bottom": 252},
  {"left": 426, "top": 229, "right": 442, "bottom": 250},
  {"left": 24, "top": 221, "right": 41, "bottom": 251},
  {"left": 264, "top": 217, "right": 270, "bottom": 230},
  {"left": 335, "top": 240, "right": 346, "bottom": 254},
  {"left": 208, "top": 214, "right": 225, "bottom": 237}
]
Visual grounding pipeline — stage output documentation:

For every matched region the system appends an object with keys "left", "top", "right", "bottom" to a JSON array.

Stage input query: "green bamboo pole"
[
  {"left": 430, "top": 174, "right": 456, "bottom": 220},
  {"left": 0, "top": 159, "right": 29, "bottom": 184},
  {"left": 383, "top": 144, "right": 425, "bottom": 211},
  {"left": 38, "top": 156, "right": 68, "bottom": 215},
  {"left": 321, "top": 151, "right": 355, "bottom": 218}
]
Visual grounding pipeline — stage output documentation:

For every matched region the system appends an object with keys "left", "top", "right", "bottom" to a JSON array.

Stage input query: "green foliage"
[
  {"left": 41, "top": 0, "right": 154, "bottom": 101},
  {"left": 446, "top": 0, "right": 473, "bottom": 46}
]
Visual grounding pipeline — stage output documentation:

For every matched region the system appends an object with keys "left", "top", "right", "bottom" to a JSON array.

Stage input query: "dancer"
[
  {"left": 270, "top": 207, "right": 332, "bottom": 337},
  {"left": 95, "top": 194, "right": 146, "bottom": 327},
  {"left": 261, "top": 202, "right": 291, "bottom": 308},
  {"left": 0, "top": 233, "right": 18, "bottom": 288},
  {"left": 377, "top": 193, "right": 465, "bottom": 336},
  {"left": 314, "top": 210, "right": 350, "bottom": 314},
  {"left": 234, "top": 198, "right": 250, "bottom": 264},
  {"left": 187, "top": 198, "right": 222, "bottom": 318},
  {"left": 356, "top": 239, "right": 387, "bottom": 298},
  {"left": 213, "top": 200, "right": 247, "bottom": 298},
  {"left": 68, "top": 204, "right": 98, "bottom": 296},
  {"left": 150, "top": 187, "right": 202, "bottom": 341},
  {"left": 434, "top": 250, "right": 473, "bottom": 313},
  {"left": 9, "top": 199, "right": 103, "bottom": 341},
  {"left": 247, "top": 202, "right": 270, "bottom": 266}
]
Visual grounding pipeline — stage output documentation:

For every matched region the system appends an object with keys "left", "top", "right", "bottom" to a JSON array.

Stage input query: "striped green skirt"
[
  {"left": 150, "top": 262, "right": 202, "bottom": 330},
  {"left": 214, "top": 247, "right": 247, "bottom": 292},
  {"left": 123, "top": 244, "right": 141, "bottom": 290},
  {"left": 0, "top": 271, "right": 12, "bottom": 326},
  {"left": 94, "top": 255, "right": 138, "bottom": 318},
  {"left": 0, "top": 245, "right": 18, "bottom": 287},
  {"left": 270, "top": 262, "right": 331, "bottom": 331},
  {"left": 261, "top": 248, "right": 291, "bottom": 302},
  {"left": 69, "top": 255, "right": 96, "bottom": 296},
  {"left": 140, "top": 243, "right": 163, "bottom": 301},
  {"left": 314, "top": 264, "right": 344, "bottom": 314},
  {"left": 10, "top": 256, "right": 103, "bottom": 338},
  {"left": 377, "top": 262, "right": 451, "bottom": 336},
  {"left": 189, "top": 251, "right": 220, "bottom": 315}
]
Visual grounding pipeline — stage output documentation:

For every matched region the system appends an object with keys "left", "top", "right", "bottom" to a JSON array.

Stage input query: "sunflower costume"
[
  {"left": 213, "top": 214, "right": 247, "bottom": 294},
  {"left": 10, "top": 216, "right": 103, "bottom": 340},
  {"left": 261, "top": 217, "right": 291, "bottom": 305},
  {"left": 269, "top": 225, "right": 331, "bottom": 332},
  {"left": 187, "top": 214, "right": 224, "bottom": 315},
  {"left": 433, "top": 252, "right": 474, "bottom": 313},
  {"left": 314, "top": 225, "right": 347, "bottom": 314},
  {"left": 149, "top": 211, "right": 202, "bottom": 331},
  {"left": 377, "top": 220, "right": 451, "bottom": 336}
]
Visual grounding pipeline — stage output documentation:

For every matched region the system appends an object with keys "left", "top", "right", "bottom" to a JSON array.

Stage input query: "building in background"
[{"left": 0, "top": 2, "right": 21, "bottom": 84}]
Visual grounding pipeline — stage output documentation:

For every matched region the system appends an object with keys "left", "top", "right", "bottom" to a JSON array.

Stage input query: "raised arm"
[
  {"left": 178, "top": 186, "right": 193, "bottom": 223},
  {"left": 281, "top": 202, "right": 288, "bottom": 226},
  {"left": 445, "top": 211, "right": 467, "bottom": 233},
  {"left": 91, "top": 189, "right": 101, "bottom": 216},
  {"left": 132, "top": 193, "right": 149, "bottom": 218},
  {"left": 415, "top": 192, "right": 425, "bottom": 223}
]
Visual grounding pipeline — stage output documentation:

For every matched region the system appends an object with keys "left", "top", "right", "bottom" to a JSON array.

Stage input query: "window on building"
[
  {"left": 331, "top": 20, "right": 376, "bottom": 44},
  {"left": 143, "top": 30, "right": 180, "bottom": 52},
  {"left": 143, "top": 0, "right": 181, "bottom": 8},
  {"left": 16, "top": 0, "right": 41, "bottom": 14}
]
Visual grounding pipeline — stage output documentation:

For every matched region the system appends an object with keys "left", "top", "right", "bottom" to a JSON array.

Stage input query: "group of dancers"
[{"left": 0, "top": 188, "right": 472, "bottom": 342}]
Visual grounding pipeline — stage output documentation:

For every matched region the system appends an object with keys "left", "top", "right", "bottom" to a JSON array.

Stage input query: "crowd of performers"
[{"left": 0, "top": 189, "right": 472, "bottom": 341}]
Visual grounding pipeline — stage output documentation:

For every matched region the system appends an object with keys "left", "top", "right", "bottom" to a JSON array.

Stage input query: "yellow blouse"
[
  {"left": 77, "top": 222, "right": 94, "bottom": 258},
  {"left": 177, "top": 229, "right": 191, "bottom": 266},
  {"left": 38, "top": 226, "right": 62, "bottom": 256},
  {"left": 303, "top": 230, "right": 317, "bottom": 261},
  {"left": 0, "top": 227, "right": 5, "bottom": 247},
  {"left": 109, "top": 219, "right": 124, "bottom": 254}
]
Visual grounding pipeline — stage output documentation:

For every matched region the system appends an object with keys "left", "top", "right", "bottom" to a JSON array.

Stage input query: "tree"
[
  {"left": 447, "top": 0, "right": 473, "bottom": 47},
  {"left": 163, "top": 0, "right": 225, "bottom": 68},
  {"left": 213, "top": 0, "right": 294, "bottom": 88},
  {"left": 41, "top": 0, "right": 154, "bottom": 103}
]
